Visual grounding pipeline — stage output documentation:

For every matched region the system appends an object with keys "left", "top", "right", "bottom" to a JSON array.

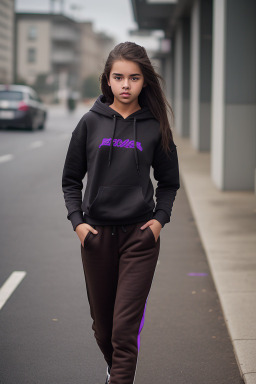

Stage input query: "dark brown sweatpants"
[{"left": 80, "top": 220, "right": 160, "bottom": 384}]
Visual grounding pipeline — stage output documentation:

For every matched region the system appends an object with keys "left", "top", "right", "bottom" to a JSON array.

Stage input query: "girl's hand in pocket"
[
  {"left": 75, "top": 223, "right": 98, "bottom": 247},
  {"left": 140, "top": 219, "right": 162, "bottom": 242}
]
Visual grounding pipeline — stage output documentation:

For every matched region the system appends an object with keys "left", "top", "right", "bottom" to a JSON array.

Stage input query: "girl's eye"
[{"left": 113, "top": 76, "right": 139, "bottom": 81}]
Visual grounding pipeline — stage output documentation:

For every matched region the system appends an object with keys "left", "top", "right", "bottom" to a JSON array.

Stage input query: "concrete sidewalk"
[{"left": 175, "top": 134, "right": 256, "bottom": 384}]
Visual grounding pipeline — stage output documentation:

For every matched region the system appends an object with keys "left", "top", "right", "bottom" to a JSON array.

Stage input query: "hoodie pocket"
[{"left": 88, "top": 185, "right": 152, "bottom": 220}]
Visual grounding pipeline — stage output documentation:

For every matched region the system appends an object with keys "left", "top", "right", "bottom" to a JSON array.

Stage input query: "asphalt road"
[{"left": 0, "top": 104, "right": 243, "bottom": 384}]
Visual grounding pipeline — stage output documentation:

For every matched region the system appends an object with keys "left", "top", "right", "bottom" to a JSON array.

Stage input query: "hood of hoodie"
[
  {"left": 90, "top": 94, "right": 154, "bottom": 120},
  {"left": 90, "top": 95, "right": 155, "bottom": 173}
]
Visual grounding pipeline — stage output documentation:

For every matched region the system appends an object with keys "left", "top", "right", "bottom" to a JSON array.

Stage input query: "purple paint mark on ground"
[{"left": 187, "top": 272, "right": 208, "bottom": 276}]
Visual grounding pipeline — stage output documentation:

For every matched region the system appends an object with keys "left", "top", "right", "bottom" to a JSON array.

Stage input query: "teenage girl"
[{"left": 62, "top": 41, "right": 180, "bottom": 384}]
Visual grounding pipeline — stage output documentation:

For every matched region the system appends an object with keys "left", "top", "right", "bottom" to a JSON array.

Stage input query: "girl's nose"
[{"left": 123, "top": 80, "right": 129, "bottom": 89}]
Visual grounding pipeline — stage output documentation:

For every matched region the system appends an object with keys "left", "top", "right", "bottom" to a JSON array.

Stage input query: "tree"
[
  {"left": 14, "top": 76, "right": 28, "bottom": 86},
  {"left": 33, "top": 73, "right": 56, "bottom": 94},
  {"left": 82, "top": 75, "right": 100, "bottom": 98}
]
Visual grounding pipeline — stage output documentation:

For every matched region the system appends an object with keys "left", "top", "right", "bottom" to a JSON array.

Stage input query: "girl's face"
[{"left": 107, "top": 60, "right": 146, "bottom": 106}]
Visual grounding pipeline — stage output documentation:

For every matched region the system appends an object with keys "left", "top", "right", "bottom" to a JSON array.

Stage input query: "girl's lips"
[{"left": 120, "top": 93, "right": 131, "bottom": 97}]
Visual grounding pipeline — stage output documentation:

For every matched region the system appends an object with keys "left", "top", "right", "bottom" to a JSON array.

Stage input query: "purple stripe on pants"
[{"left": 137, "top": 297, "right": 148, "bottom": 351}]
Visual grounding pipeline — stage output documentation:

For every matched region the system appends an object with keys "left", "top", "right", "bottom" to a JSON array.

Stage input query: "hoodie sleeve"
[
  {"left": 152, "top": 135, "right": 180, "bottom": 228},
  {"left": 62, "top": 116, "right": 87, "bottom": 231}
]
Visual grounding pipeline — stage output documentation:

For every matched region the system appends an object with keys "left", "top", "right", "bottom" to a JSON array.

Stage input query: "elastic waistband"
[
  {"left": 91, "top": 223, "right": 127, "bottom": 235},
  {"left": 111, "top": 225, "right": 127, "bottom": 235}
]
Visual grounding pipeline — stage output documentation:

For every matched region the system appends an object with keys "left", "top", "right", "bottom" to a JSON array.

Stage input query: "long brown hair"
[{"left": 100, "top": 41, "right": 174, "bottom": 154}]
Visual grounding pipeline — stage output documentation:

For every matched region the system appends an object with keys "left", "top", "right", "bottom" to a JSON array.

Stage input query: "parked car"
[{"left": 0, "top": 84, "right": 47, "bottom": 131}]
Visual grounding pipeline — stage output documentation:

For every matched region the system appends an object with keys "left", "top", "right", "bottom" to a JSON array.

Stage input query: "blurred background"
[
  {"left": 4, "top": 0, "right": 163, "bottom": 104},
  {"left": 0, "top": 1, "right": 256, "bottom": 383},
  {"left": 1, "top": 0, "right": 255, "bottom": 191}
]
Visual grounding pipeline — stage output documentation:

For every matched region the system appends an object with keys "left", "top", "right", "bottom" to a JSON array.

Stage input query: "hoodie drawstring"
[
  {"left": 133, "top": 117, "right": 140, "bottom": 174},
  {"left": 108, "top": 114, "right": 117, "bottom": 167},
  {"left": 112, "top": 225, "right": 127, "bottom": 235},
  {"left": 108, "top": 115, "right": 140, "bottom": 174}
]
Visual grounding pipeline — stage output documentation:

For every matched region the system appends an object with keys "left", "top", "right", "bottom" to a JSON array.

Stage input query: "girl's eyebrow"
[{"left": 112, "top": 73, "right": 141, "bottom": 76}]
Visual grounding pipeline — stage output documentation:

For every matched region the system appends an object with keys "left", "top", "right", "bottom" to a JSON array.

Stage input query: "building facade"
[
  {"left": 16, "top": 13, "right": 80, "bottom": 100},
  {"left": 0, "top": 0, "right": 15, "bottom": 84},
  {"left": 15, "top": 13, "right": 114, "bottom": 102},
  {"left": 131, "top": 0, "right": 256, "bottom": 193},
  {"left": 79, "top": 21, "right": 114, "bottom": 82}
]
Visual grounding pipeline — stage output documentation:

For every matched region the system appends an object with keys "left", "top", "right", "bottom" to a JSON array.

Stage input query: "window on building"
[
  {"left": 27, "top": 47, "right": 36, "bottom": 63},
  {"left": 28, "top": 26, "right": 37, "bottom": 40}
]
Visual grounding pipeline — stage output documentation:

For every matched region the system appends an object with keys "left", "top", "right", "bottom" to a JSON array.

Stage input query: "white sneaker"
[{"left": 105, "top": 365, "right": 111, "bottom": 384}]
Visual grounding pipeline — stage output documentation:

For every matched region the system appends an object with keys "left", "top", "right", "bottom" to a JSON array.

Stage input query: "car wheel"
[
  {"left": 28, "top": 118, "right": 37, "bottom": 131},
  {"left": 38, "top": 113, "right": 46, "bottom": 130}
]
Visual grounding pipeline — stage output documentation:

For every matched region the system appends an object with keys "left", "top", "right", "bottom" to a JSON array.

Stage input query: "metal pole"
[
  {"left": 60, "top": 0, "right": 65, "bottom": 14},
  {"left": 50, "top": 0, "right": 65, "bottom": 14}
]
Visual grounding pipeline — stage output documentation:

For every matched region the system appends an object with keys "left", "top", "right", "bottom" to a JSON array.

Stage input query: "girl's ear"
[{"left": 143, "top": 83, "right": 147, "bottom": 88}]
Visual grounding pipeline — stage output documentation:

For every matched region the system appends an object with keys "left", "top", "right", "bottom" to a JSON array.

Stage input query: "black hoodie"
[{"left": 62, "top": 95, "right": 180, "bottom": 230}]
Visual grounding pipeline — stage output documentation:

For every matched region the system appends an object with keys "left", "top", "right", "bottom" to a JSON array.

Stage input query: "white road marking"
[
  {"left": 29, "top": 140, "right": 44, "bottom": 149},
  {"left": 0, "top": 271, "right": 27, "bottom": 310},
  {"left": 0, "top": 154, "right": 14, "bottom": 163}
]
